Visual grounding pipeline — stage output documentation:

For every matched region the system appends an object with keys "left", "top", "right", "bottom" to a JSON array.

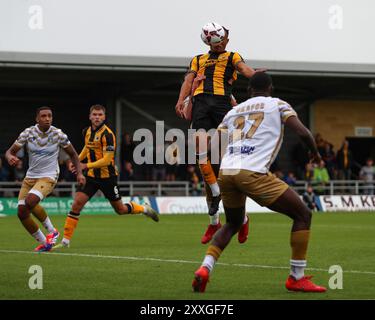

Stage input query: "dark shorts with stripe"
[
  {"left": 78, "top": 176, "right": 121, "bottom": 201},
  {"left": 191, "top": 93, "right": 232, "bottom": 131}
]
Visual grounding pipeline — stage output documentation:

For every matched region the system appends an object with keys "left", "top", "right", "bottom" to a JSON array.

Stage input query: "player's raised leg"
[
  {"left": 18, "top": 178, "right": 58, "bottom": 252},
  {"left": 200, "top": 181, "right": 222, "bottom": 244},
  {"left": 196, "top": 131, "right": 222, "bottom": 244},
  {"left": 99, "top": 176, "right": 159, "bottom": 222},
  {"left": 18, "top": 193, "right": 53, "bottom": 252},
  {"left": 196, "top": 131, "right": 221, "bottom": 212},
  {"left": 268, "top": 188, "right": 326, "bottom": 292},
  {"left": 30, "top": 178, "right": 60, "bottom": 245},
  {"left": 110, "top": 200, "right": 159, "bottom": 222},
  {"left": 238, "top": 214, "right": 250, "bottom": 244}
]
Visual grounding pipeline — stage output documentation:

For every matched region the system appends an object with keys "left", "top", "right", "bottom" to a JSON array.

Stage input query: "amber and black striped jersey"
[
  {"left": 80, "top": 123, "right": 118, "bottom": 179},
  {"left": 189, "top": 51, "right": 244, "bottom": 97}
]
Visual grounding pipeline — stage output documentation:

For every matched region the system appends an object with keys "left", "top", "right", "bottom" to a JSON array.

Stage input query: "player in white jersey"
[
  {"left": 5, "top": 107, "right": 85, "bottom": 252},
  {"left": 192, "top": 72, "right": 327, "bottom": 293}
]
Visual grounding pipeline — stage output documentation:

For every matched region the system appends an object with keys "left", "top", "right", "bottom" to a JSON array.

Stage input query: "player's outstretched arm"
[
  {"left": 5, "top": 143, "right": 22, "bottom": 167},
  {"left": 235, "top": 61, "right": 267, "bottom": 79},
  {"left": 235, "top": 61, "right": 256, "bottom": 78},
  {"left": 64, "top": 144, "right": 86, "bottom": 187},
  {"left": 175, "top": 72, "right": 195, "bottom": 118},
  {"left": 285, "top": 115, "right": 321, "bottom": 163}
]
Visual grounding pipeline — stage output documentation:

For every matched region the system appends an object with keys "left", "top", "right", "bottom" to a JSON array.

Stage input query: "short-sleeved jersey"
[
  {"left": 15, "top": 125, "right": 71, "bottom": 180},
  {"left": 189, "top": 51, "right": 244, "bottom": 97},
  {"left": 83, "top": 123, "right": 118, "bottom": 179},
  {"left": 218, "top": 96, "right": 297, "bottom": 173}
]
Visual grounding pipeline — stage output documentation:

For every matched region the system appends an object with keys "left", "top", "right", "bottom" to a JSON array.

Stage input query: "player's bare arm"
[
  {"left": 191, "top": 74, "right": 206, "bottom": 93},
  {"left": 230, "top": 94, "right": 238, "bottom": 106},
  {"left": 181, "top": 74, "right": 207, "bottom": 121},
  {"left": 235, "top": 61, "right": 268, "bottom": 79},
  {"left": 285, "top": 115, "right": 321, "bottom": 163},
  {"left": 68, "top": 145, "right": 89, "bottom": 172},
  {"left": 175, "top": 71, "right": 195, "bottom": 118},
  {"left": 64, "top": 144, "right": 86, "bottom": 187},
  {"left": 235, "top": 61, "right": 256, "bottom": 78},
  {"left": 5, "top": 143, "right": 22, "bottom": 166}
]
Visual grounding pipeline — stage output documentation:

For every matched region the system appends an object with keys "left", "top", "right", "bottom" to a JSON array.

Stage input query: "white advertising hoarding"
[
  {"left": 319, "top": 195, "right": 375, "bottom": 212},
  {"left": 154, "top": 196, "right": 375, "bottom": 214},
  {"left": 156, "top": 197, "right": 272, "bottom": 214}
]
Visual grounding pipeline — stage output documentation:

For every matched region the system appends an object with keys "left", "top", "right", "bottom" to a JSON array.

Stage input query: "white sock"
[
  {"left": 209, "top": 213, "right": 220, "bottom": 225},
  {"left": 243, "top": 215, "right": 248, "bottom": 225},
  {"left": 32, "top": 229, "right": 46, "bottom": 244},
  {"left": 202, "top": 255, "right": 216, "bottom": 273},
  {"left": 62, "top": 238, "right": 70, "bottom": 245},
  {"left": 290, "top": 259, "right": 307, "bottom": 280},
  {"left": 42, "top": 217, "right": 55, "bottom": 233},
  {"left": 209, "top": 183, "right": 220, "bottom": 197}
]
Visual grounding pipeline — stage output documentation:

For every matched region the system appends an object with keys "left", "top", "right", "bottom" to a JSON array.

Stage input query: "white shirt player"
[
  {"left": 218, "top": 96, "right": 297, "bottom": 173},
  {"left": 15, "top": 125, "right": 71, "bottom": 180}
]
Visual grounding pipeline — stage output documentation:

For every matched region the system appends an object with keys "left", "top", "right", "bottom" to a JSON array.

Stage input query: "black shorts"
[
  {"left": 78, "top": 176, "right": 121, "bottom": 201},
  {"left": 191, "top": 94, "right": 232, "bottom": 131}
]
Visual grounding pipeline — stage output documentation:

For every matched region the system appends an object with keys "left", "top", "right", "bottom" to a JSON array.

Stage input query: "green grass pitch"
[{"left": 0, "top": 212, "right": 374, "bottom": 300}]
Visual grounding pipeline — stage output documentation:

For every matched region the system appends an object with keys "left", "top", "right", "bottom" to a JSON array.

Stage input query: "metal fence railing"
[
  {"left": 0, "top": 180, "right": 374, "bottom": 198},
  {"left": 291, "top": 180, "right": 374, "bottom": 195},
  {"left": 0, "top": 181, "right": 190, "bottom": 197}
]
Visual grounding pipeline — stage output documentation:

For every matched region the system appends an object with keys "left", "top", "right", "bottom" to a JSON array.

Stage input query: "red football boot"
[
  {"left": 192, "top": 266, "right": 210, "bottom": 293},
  {"left": 238, "top": 215, "right": 249, "bottom": 244},
  {"left": 34, "top": 241, "right": 53, "bottom": 253},
  {"left": 46, "top": 228, "right": 60, "bottom": 246},
  {"left": 201, "top": 223, "right": 222, "bottom": 244},
  {"left": 285, "top": 275, "right": 327, "bottom": 293}
]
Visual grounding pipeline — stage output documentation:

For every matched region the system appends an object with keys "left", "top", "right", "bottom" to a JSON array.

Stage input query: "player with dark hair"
[
  {"left": 55, "top": 104, "right": 159, "bottom": 249},
  {"left": 175, "top": 22, "right": 262, "bottom": 244},
  {"left": 192, "top": 73, "right": 327, "bottom": 293},
  {"left": 5, "top": 107, "right": 86, "bottom": 252}
]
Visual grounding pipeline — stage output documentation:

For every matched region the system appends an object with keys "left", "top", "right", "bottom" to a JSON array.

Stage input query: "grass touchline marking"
[{"left": 1, "top": 249, "right": 375, "bottom": 276}]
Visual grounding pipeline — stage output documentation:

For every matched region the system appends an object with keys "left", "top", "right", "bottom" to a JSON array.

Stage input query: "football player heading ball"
[{"left": 175, "top": 22, "right": 265, "bottom": 244}]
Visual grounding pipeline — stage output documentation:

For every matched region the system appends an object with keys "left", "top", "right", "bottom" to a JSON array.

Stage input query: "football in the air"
[{"left": 200, "top": 22, "right": 225, "bottom": 46}]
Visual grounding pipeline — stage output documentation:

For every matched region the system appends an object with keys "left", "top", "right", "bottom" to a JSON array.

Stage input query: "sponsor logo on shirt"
[
  {"left": 229, "top": 146, "right": 256, "bottom": 155},
  {"left": 32, "top": 149, "right": 55, "bottom": 156}
]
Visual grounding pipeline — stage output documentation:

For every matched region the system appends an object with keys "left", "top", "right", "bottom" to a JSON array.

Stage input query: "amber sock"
[
  {"left": 199, "top": 160, "right": 220, "bottom": 197},
  {"left": 128, "top": 201, "right": 144, "bottom": 214},
  {"left": 290, "top": 230, "right": 310, "bottom": 280},
  {"left": 63, "top": 212, "right": 80, "bottom": 242},
  {"left": 202, "top": 245, "right": 222, "bottom": 273}
]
